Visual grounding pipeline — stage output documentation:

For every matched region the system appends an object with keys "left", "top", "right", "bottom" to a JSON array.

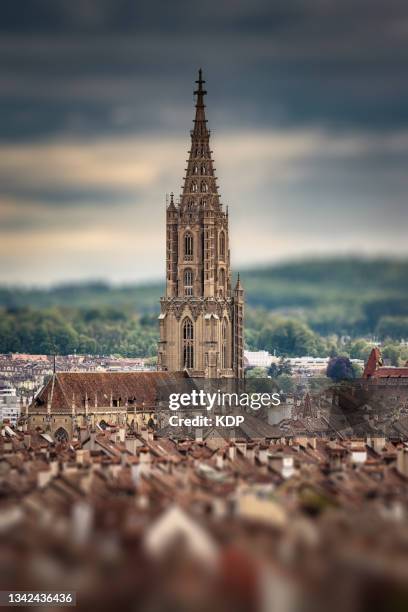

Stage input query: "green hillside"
[{"left": 1, "top": 258, "right": 407, "bottom": 360}]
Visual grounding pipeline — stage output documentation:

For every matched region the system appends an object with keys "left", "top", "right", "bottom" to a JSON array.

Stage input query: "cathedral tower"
[{"left": 158, "top": 70, "right": 244, "bottom": 378}]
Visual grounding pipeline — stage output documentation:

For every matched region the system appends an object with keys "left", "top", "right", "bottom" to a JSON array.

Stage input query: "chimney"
[
  {"left": 131, "top": 463, "right": 140, "bottom": 485},
  {"left": 308, "top": 438, "right": 317, "bottom": 450},
  {"left": 397, "top": 446, "right": 408, "bottom": 477},
  {"left": 125, "top": 437, "right": 138, "bottom": 455},
  {"left": 367, "top": 436, "right": 386, "bottom": 454},
  {"left": 37, "top": 469, "right": 52, "bottom": 489},
  {"left": 228, "top": 444, "right": 236, "bottom": 461},
  {"left": 72, "top": 501, "right": 93, "bottom": 546},
  {"left": 258, "top": 445, "right": 268, "bottom": 464},
  {"left": 247, "top": 443, "right": 255, "bottom": 463},
  {"left": 235, "top": 439, "right": 247, "bottom": 457}
]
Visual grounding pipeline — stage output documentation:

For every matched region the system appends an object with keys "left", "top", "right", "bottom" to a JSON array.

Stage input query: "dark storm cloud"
[
  {"left": 1, "top": 0, "right": 408, "bottom": 141},
  {"left": 1, "top": 0, "right": 408, "bottom": 284}
]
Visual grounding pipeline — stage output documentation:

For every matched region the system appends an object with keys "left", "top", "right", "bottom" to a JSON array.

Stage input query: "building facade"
[
  {"left": 28, "top": 371, "right": 186, "bottom": 440},
  {"left": 158, "top": 70, "right": 244, "bottom": 378},
  {"left": 0, "top": 382, "right": 20, "bottom": 426}
]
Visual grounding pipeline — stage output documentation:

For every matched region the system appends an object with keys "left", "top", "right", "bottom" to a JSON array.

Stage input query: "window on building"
[
  {"left": 184, "top": 232, "right": 193, "bottom": 259},
  {"left": 184, "top": 269, "right": 193, "bottom": 296},
  {"left": 201, "top": 165, "right": 206, "bottom": 175},
  {"left": 192, "top": 182, "right": 198, "bottom": 192},
  {"left": 222, "top": 319, "right": 228, "bottom": 369},
  {"left": 182, "top": 318, "right": 194, "bottom": 369},
  {"left": 219, "top": 268, "right": 225, "bottom": 295},
  {"left": 219, "top": 231, "right": 225, "bottom": 258},
  {"left": 54, "top": 427, "right": 68, "bottom": 443},
  {"left": 200, "top": 181, "right": 208, "bottom": 193}
]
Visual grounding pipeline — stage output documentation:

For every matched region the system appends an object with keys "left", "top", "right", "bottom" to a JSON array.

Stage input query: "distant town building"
[
  {"left": 0, "top": 382, "right": 20, "bottom": 425},
  {"left": 244, "top": 350, "right": 277, "bottom": 369},
  {"left": 363, "top": 347, "right": 408, "bottom": 378}
]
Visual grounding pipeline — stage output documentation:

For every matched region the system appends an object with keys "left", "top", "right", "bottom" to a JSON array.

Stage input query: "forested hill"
[
  {"left": 0, "top": 258, "right": 407, "bottom": 357},
  {"left": 1, "top": 258, "right": 407, "bottom": 311}
]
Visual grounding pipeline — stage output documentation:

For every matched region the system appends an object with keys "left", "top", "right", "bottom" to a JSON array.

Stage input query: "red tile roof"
[
  {"left": 363, "top": 348, "right": 408, "bottom": 379},
  {"left": 30, "top": 371, "right": 187, "bottom": 414}
]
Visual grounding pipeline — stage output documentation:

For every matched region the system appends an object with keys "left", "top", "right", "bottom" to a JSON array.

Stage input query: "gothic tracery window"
[
  {"left": 200, "top": 181, "right": 208, "bottom": 193},
  {"left": 184, "top": 268, "right": 193, "bottom": 296},
  {"left": 54, "top": 427, "right": 69, "bottom": 443},
  {"left": 191, "top": 181, "right": 198, "bottom": 193},
  {"left": 182, "top": 318, "right": 194, "bottom": 369},
  {"left": 219, "top": 231, "right": 225, "bottom": 259},
  {"left": 219, "top": 268, "right": 225, "bottom": 295},
  {"left": 222, "top": 318, "right": 228, "bottom": 369},
  {"left": 184, "top": 232, "right": 193, "bottom": 259}
]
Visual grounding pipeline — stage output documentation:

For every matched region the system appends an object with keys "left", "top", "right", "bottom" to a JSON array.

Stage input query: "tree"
[
  {"left": 346, "top": 339, "right": 372, "bottom": 361},
  {"left": 258, "top": 318, "right": 324, "bottom": 357},
  {"left": 268, "top": 357, "right": 292, "bottom": 377},
  {"left": 246, "top": 367, "right": 268, "bottom": 379},
  {"left": 376, "top": 317, "right": 408, "bottom": 341},
  {"left": 326, "top": 356, "right": 355, "bottom": 381},
  {"left": 276, "top": 374, "right": 295, "bottom": 395}
]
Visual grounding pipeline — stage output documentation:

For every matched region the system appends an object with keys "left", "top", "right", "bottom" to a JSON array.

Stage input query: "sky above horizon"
[{"left": 1, "top": 0, "right": 408, "bottom": 286}]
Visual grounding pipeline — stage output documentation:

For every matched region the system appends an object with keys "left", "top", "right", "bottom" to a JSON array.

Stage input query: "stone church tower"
[{"left": 157, "top": 70, "right": 244, "bottom": 378}]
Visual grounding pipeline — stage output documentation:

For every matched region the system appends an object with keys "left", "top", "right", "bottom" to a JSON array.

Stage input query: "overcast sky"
[{"left": 1, "top": 0, "right": 408, "bottom": 285}]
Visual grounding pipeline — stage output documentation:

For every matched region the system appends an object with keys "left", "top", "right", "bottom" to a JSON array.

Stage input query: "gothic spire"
[
  {"left": 193, "top": 68, "right": 208, "bottom": 137},
  {"left": 180, "top": 69, "right": 220, "bottom": 209}
]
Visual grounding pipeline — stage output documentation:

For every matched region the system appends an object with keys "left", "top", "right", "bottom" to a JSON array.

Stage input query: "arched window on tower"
[
  {"left": 193, "top": 165, "right": 199, "bottom": 174},
  {"left": 222, "top": 318, "right": 228, "bottom": 369},
  {"left": 182, "top": 318, "right": 194, "bottom": 369},
  {"left": 219, "top": 268, "right": 225, "bottom": 296},
  {"left": 201, "top": 165, "right": 206, "bottom": 175},
  {"left": 184, "top": 269, "right": 193, "bottom": 296},
  {"left": 219, "top": 231, "right": 225, "bottom": 259},
  {"left": 184, "top": 232, "right": 193, "bottom": 260},
  {"left": 201, "top": 181, "right": 208, "bottom": 193},
  {"left": 191, "top": 181, "right": 198, "bottom": 193}
]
